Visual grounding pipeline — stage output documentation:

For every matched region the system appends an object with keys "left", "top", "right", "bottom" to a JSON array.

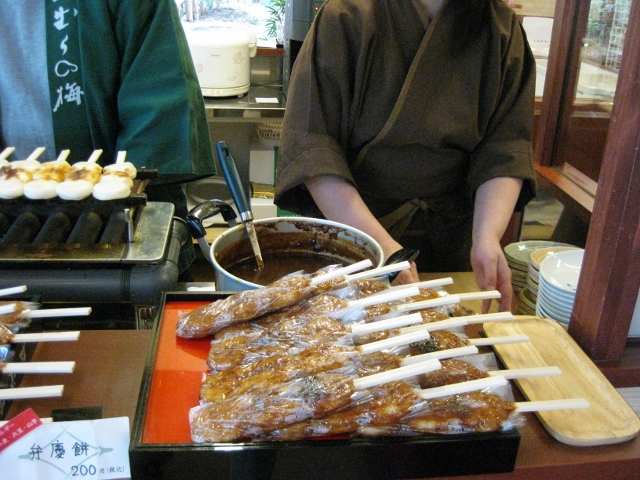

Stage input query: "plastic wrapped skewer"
[
  {"left": 206, "top": 312, "right": 423, "bottom": 372},
  {"left": 176, "top": 261, "right": 379, "bottom": 339},
  {"left": 190, "top": 357, "right": 442, "bottom": 443},
  {"left": 176, "top": 262, "right": 415, "bottom": 339},
  {"left": 200, "top": 327, "right": 434, "bottom": 402}
]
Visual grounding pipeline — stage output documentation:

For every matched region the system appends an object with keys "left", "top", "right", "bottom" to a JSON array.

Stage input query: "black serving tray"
[{"left": 129, "top": 292, "right": 520, "bottom": 480}]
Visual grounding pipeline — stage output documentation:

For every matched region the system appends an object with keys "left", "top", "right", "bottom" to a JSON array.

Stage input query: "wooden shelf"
[{"left": 535, "top": 164, "right": 594, "bottom": 224}]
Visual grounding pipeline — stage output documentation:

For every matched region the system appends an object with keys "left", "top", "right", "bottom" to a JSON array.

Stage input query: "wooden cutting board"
[{"left": 484, "top": 315, "right": 640, "bottom": 446}]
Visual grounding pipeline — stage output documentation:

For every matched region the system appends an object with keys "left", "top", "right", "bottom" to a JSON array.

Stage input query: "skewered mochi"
[
  {"left": 200, "top": 343, "right": 360, "bottom": 402},
  {"left": 92, "top": 161, "right": 136, "bottom": 200},
  {"left": 177, "top": 274, "right": 316, "bottom": 338},
  {"left": 398, "top": 390, "right": 517, "bottom": 434},
  {"left": 24, "top": 155, "right": 71, "bottom": 199},
  {"left": 103, "top": 161, "right": 137, "bottom": 179},
  {"left": 266, "top": 381, "right": 418, "bottom": 441},
  {"left": 56, "top": 151, "right": 103, "bottom": 200},
  {"left": 190, "top": 372, "right": 358, "bottom": 443},
  {"left": 0, "top": 159, "right": 42, "bottom": 199}
]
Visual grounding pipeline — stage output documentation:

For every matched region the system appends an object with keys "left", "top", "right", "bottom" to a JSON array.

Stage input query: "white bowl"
[{"left": 539, "top": 249, "right": 585, "bottom": 294}]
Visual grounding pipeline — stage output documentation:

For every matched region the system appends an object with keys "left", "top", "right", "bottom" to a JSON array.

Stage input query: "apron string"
[{"left": 378, "top": 198, "right": 429, "bottom": 241}]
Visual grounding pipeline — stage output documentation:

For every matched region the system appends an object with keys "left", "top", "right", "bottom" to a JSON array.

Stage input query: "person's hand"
[
  {"left": 390, "top": 261, "right": 419, "bottom": 286},
  {"left": 470, "top": 236, "right": 513, "bottom": 313},
  {"left": 379, "top": 242, "right": 419, "bottom": 286}
]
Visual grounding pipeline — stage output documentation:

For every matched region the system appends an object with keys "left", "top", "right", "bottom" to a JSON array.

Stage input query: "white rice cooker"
[{"left": 183, "top": 22, "right": 257, "bottom": 98}]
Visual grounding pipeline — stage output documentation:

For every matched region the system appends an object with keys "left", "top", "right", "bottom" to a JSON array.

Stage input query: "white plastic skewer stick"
[
  {"left": 353, "top": 358, "right": 442, "bottom": 391},
  {"left": 488, "top": 366, "right": 563, "bottom": 380},
  {"left": 357, "top": 328, "right": 432, "bottom": 354},
  {"left": 394, "top": 291, "right": 501, "bottom": 316},
  {"left": 87, "top": 149, "right": 103, "bottom": 163},
  {"left": 0, "top": 285, "right": 27, "bottom": 297},
  {"left": 416, "top": 375, "right": 509, "bottom": 400},
  {"left": 394, "top": 294, "right": 462, "bottom": 313},
  {"left": 399, "top": 312, "right": 515, "bottom": 334},
  {"left": 0, "top": 385, "right": 64, "bottom": 401},
  {"left": 116, "top": 150, "right": 127, "bottom": 163},
  {"left": 382, "top": 278, "right": 454, "bottom": 295},
  {"left": 401, "top": 346, "right": 480, "bottom": 365},
  {"left": 327, "top": 259, "right": 373, "bottom": 278},
  {"left": 26, "top": 147, "right": 46, "bottom": 162},
  {"left": 342, "top": 261, "right": 411, "bottom": 283},
  {"left": 401, "top": 335, "right": 531, "bottom": 365},
  {"left": 345, "top": 286, "right": 420, "bottom": 310},
  {"left": 309, "top": 259, "right": 373, "bottom": 286},
  {"left": 1, "top": 361, "right": 75, "bottom": 374},
  {"left": 514, "top": 398, "right": 590, "bottom": 412},
  {"left": 468, "top": 334, "right": 530, "bottom": 346},
  {"left": 332, "top": 286, "right": 421, "bottom": 321},
  {"left": 22, "top": 307, "right": 92, "bottom": 319},
  {"left": 0, "top": 417, "right": 52, "bottom": 427},
  {"left": 56, "top": 149, "right": 71, "bottom": 162},
  {"left": 350, "top": 312, "right": 423, "bottom": 336},
  {"left": 10, "top": 331, "right": 81, "bottom": 343},
  {"left": 0, "top": 303, "right": 17, "bottom": 315},
  {"left": 456, "top": 291, "right": 502, "bottom": 302},
  {"left": 0, "top": 146, "right": 16, "bottom": 160}
]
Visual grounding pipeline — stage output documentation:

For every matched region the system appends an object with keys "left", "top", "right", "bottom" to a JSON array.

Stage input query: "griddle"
[{"left": 0, "top": 191, "right": 184, "bottom": 314}]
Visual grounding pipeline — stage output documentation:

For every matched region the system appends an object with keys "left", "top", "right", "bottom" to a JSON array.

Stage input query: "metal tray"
[{"left": 130, "top": 292, "right": 520, "bottom": 480}]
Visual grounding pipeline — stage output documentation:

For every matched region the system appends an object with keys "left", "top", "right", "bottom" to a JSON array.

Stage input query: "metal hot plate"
[{"left": 0, "top": 201, "right": 174, "bottom": 265}]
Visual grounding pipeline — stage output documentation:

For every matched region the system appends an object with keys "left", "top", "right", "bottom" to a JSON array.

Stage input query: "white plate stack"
[
  {"left": 503, "top": 241, "right": 573, "bottom": 315},
  {"left": 536, "top": 249, "right": 585, "bottom": 324}
]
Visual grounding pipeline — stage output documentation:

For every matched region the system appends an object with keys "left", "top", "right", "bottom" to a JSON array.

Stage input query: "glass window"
[{"left": 176, "top": 0, "right": 285, "bottom": 47}]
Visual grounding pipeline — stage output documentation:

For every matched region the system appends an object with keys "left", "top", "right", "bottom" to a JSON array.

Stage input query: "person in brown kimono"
[{"left": 275, "top": 0, "right": 536, "bottom": 312}]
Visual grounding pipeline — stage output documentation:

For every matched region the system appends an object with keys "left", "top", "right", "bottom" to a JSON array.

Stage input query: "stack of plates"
[
  {"left": 536, "top": 249, "right": 585, "bottom": 324},
  {"left": 504, "top": 240, "right": 575, "bottom": 308}
]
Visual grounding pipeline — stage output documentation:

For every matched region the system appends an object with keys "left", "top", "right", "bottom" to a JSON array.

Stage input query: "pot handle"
[{"left": 186, "top": 199, "right": 238, "bottom": 263}]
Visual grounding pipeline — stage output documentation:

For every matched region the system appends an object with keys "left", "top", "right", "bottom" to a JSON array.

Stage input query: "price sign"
[{"left": 0, "top": 415, "right": 130, "bottom": 480}]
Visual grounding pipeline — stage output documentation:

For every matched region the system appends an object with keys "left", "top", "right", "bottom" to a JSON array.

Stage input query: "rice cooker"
[{"left": 183, "top": 22, "right": 257, "bottom": 98}]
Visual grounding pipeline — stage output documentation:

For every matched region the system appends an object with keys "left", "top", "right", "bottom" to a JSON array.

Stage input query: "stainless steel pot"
[{"left": 186, "top": 201, "right": 384, "bottom": 291}]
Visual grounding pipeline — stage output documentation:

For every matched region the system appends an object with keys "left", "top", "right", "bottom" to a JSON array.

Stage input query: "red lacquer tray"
[{"left": 129, "top": 292, "right": 520, "bottom": 480}]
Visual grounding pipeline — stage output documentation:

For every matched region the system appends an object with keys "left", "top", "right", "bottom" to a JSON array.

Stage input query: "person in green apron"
[
  {"left": 0, "top": 0, "right": 215, "bottom": 275},
  {"left": 275, "top": 0, "right": 536, "bottom": 312}
]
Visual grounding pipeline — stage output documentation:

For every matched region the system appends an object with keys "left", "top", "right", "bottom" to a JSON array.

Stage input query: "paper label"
[
  {"left": 0, "top": 416, "right": 131, "bottom": 480},
  {"left": 0, "top": 408, "right": 43, "bottom": 452}
]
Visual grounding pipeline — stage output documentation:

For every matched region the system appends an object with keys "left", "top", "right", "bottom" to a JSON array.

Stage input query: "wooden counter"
[
  {"left": 6, "top": 329, "right": 151, "bottom": 432},
  {"left": 4, "top": 273, "right": 640, "bottom": 479}
]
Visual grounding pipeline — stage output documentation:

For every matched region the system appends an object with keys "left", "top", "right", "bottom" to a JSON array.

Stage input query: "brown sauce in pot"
[
  {"left": 215, "top": 222, "right": 378, "bottom": 286},
  {"left": 225, "top": 252, "right": 349, "bottom": 285}
]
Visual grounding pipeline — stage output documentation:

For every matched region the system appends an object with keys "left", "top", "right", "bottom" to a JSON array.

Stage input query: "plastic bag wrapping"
[
  {"left": 0, "top": 301, "right": 37, "bottom": 331},
  {"left": 360, "top": 388, "right": 524, "bottom": 437},
  {"left": 200, "top": 344, "right": 362, "bottom": 403},
  {"left": 0, "top": 324, "right": 13, "bottom": 345},
  {"left": 327, "top": 278, "right": 391, "bottom": 300},
  {"left": 264, "top": 380, "right": 420, "bottom": 441},
  {"left": 176, "top": 273, "right": 315, "bottom": 338},
  {"left": 408, "top": 329, "right": 471, "bottom": 355},
  {"left": 190, "top": 371, "right": 367, "bottom": 443}
]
